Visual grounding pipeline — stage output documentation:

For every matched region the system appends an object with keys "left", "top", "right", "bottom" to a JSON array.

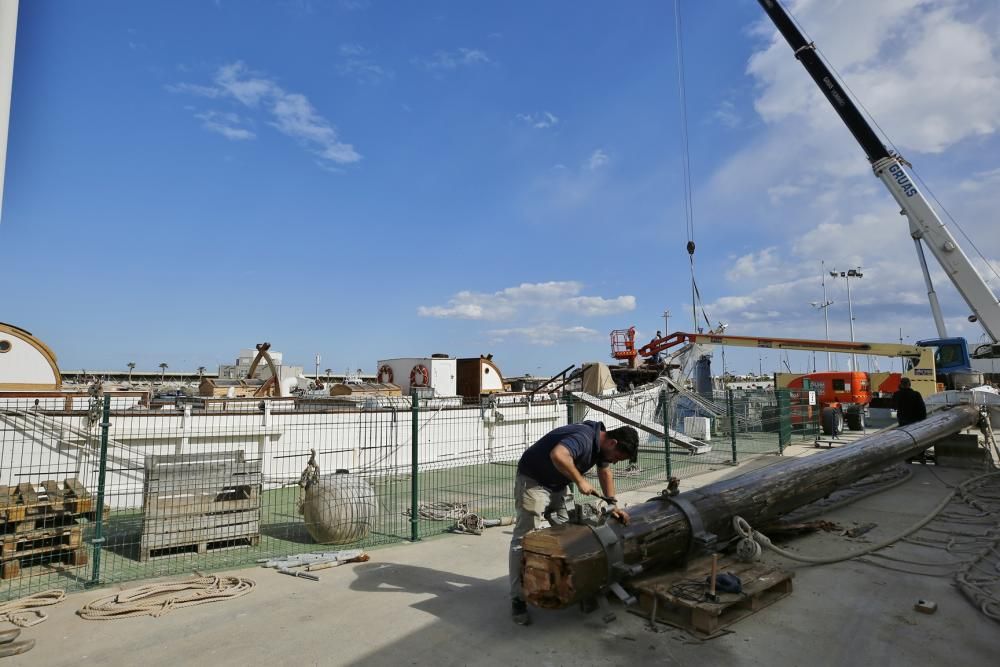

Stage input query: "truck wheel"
[
  {"left": 845, "top": 411, "right": 865, "bottom": 431},
  {"left": 821, "top": 407, "right": 843, "bottom": 436}
]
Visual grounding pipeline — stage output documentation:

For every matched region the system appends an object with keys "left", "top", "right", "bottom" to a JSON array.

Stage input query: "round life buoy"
[
  {"left": 377, "top": 364, "right": 394, "bottom": 384},
  {"left": 409, "top": 364, "right": 429, "bottom": 387}
]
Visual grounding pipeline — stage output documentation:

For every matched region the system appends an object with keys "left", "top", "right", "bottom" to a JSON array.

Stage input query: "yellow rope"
[{"left": 78, "top": 575, "right": 254, "bottom": 620}]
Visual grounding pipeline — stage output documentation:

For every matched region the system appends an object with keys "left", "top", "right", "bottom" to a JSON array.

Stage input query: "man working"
[
  {"left": 509, "top": 420, "right": 639, "bottom": 625},
  {"left": 893, "top": 377, "right": 927, "bottom": 426}
]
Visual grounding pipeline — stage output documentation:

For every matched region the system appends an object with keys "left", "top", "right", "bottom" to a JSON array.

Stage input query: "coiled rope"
[
  {"left": 78, "top": 575, "right": 255, "bottom": 620},
  {"left": 0, "top": 589, "right": 66, "bottom": 627},
  {"left": 403, "top": 502, "right": 468, "bottom": 521}
]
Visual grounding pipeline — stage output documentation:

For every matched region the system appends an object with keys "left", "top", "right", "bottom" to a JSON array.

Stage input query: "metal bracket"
[
  {"left": 666, "top": 494, "right": 717, "bottom": 559},
  {"left": 589, "top": 523, "right": 625, "bottom": 581}
]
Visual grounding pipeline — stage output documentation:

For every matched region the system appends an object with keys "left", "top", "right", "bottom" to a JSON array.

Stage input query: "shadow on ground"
[{"left": 346, "top": 561, "right": 701, "bottom": 666}]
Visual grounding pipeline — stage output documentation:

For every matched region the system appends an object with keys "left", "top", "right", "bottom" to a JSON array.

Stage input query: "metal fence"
[{"left": 0, "top": 385, "right": 796, "bottom": 600}]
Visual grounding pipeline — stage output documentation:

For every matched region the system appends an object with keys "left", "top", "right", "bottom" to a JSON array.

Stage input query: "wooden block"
[
  {"left": 15, "top": 483, "right": 39, "bottom": 506},
  {"left": 632, "top": 556, "right": 794, "bottom": 637},
  {"left": 42, "top": 481, "right": 65, "bottom": 511},
  {"left": 63, "top": 478, "right": 91, "bottom": 500},
  {"left": 1, "top": 560, "right": 19, "bottom": 580}
]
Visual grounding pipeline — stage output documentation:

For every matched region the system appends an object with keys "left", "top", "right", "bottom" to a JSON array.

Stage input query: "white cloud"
[
  {"left": 194, "top": 111, "right": 255, "bottom": 141},
  {"left": 693, "top": 0, "right": 1000, "bottom": 351},
  {"left": 486, "top": 324, "right": 600, "bottom": 347},
  {"left": 417, "top": 281, "right": 635, "bottom": 320},
  {"left": 516, "top": 111, "right": 559, "bottom": 129},
  {"left": 337, "top": 43, "right": 393, "bottom": 84},
  {"left": 169, "top": 61, "right": 360, "bottom": 165},
  {"left": 725, "top": 247, "right": 782, "bottom": 282},
  {"left": 713, "top": 101, "right": 741, "bottom": 128},
  {"left": 587, "top": 149, "right": 608, "bottom": 171},
  {"left": 414, "top": 48, "right": 491, "bottom": 72}
]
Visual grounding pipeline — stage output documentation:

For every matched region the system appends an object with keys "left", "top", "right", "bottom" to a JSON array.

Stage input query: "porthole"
[{"left": 0, "top": 340, "right": 11, "bottom": 353}]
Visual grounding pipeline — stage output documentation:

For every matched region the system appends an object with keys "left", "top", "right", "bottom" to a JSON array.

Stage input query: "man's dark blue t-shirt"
[{"left": 517, "top": 421, "right": 609, "bottom": 491}]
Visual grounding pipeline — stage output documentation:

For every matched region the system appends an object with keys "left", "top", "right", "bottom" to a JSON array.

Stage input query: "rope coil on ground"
[
  {"left": 0, "top": 589, "right": 65, "bottom": 627},
  {"left": 403, "top": 501, "right": 469, "bottom": 521},
  {"left": 77, "top": 575, "right": 255, "bottom": 621}
]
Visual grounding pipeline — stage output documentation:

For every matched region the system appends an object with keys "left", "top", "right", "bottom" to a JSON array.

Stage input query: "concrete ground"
[{"left": 7, "top": 442, "right": 999, "bottom": 667}]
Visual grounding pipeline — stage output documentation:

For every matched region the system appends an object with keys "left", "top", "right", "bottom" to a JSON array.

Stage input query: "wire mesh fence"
[{"left": 0, "top": 383, "right": 798, "bottom": 601}]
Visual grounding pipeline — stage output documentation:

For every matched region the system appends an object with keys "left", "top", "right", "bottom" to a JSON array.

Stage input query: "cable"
[{"left": 733, "top": 470, "right": 1000, "bottom": 567}]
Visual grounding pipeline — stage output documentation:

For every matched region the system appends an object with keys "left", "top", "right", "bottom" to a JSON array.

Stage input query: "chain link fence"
[{"left": 0, "top": 383, "right": 798, "bottom": 600}]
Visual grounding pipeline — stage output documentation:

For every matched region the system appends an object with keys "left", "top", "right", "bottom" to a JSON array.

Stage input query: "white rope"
[
  {"left": 0, "top": 589, "right": 65, "bottom": 627},
  {"left": 403, "top": 502, "right": 468, "bottom": 521},
  {"left": 78, "top": 575, "right": 255, "bottom": 620}
]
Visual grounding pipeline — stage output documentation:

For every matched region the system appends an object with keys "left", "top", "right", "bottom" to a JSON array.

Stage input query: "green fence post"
[
  {"left": 727, "top": 389, "right": 738, "bottom": 464},
  {"left": 660, "top": 389, "right": 672, "bottom": 479},
  {"left": 89, "top": 394, "right": 111, "bottom": 586},
  {"left": 777, "top": 389, "right": 791, "bottom": 454},
  {"left": 410, "top": 389, "right": 420, "bottom": 542}
]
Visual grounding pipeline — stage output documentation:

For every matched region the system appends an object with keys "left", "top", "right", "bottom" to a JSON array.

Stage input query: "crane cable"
[{"left": 673, "top": 1, "right": 712, "bottom": 333}]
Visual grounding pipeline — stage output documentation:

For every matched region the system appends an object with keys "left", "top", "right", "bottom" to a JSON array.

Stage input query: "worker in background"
[
  {"left": 508, "top": 421, "right": 639, "bottom": 625},
  {"left": 893, "top": 377, "right": 927, "bottom": 426}
]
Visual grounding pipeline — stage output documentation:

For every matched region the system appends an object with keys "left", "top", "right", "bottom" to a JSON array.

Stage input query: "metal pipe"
[
  {"left": 913, "top": 237, "right": 948, "bottom": 338},
  {"left": 521, "top": 404, "right": 981, "bottom": 608}
]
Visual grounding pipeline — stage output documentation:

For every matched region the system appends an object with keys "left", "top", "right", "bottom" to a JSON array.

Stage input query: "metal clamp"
[{"left": 666, "top": 494, "right": 717, "bottom": 559}]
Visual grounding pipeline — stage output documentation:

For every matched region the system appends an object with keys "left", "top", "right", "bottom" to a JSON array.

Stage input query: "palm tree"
[
  {"left": 127, "top": 362, "right": 136, "bottom": 384},
  {"left": 158, "top": 362, "right": 168, "bottom": 385},
  {"left": 325, "top": 368, "right": 332, "bottom": 383},
  {"left": 197, "top": 366, "right": 206, "bottom": 381}
]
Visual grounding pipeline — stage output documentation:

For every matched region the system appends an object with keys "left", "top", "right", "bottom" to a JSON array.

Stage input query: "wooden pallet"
[
  {"left": 631, "top": 556, "right": 794, "bottom": 637},
  {"left": 139, "top": 451, "right": 261, "bottom": 561},
  {"left": 0, "top": 479, "right": 95, "bottom": 532},
  {"left": 0, "top": 525, "right": 86, "bottom": 580},
  {"left": 1, "top": 547, "right": 88, "bottom": 580},
  {"left": 140, "top": 535, "right": 260, "bottom": 561}
]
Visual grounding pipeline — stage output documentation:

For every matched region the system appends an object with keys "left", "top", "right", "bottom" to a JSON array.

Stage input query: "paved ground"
[{"left": 7, "top": 442, "right": 999, "bottom": 667}]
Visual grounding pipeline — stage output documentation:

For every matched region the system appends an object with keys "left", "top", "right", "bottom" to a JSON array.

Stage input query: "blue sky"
[{"left": 2, "top": 0, "right": 999, "bottom": 378}]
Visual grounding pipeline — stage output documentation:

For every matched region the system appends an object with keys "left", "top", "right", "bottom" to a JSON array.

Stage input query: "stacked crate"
[
  {"left": 0, "top": 479, "right": 93, "bottom": 580},
  {"left": 140, "top": 451, "right": 261, "bottom": 561}
]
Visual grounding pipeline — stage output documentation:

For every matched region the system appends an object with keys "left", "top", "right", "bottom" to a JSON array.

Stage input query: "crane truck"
[{"left": 758, "top": 0, "right": 1000, "bottom": 380}]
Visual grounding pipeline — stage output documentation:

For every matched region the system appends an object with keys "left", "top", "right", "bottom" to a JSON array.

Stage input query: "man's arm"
[
  {"left": 597, "top": 466, "right": 616, "bottom": 499},
  {"left": 597, "top": 466, "right": 630, "bottom": 525},
  {"left": 550, "top": 444, "right": 596, "bottom": 496}
]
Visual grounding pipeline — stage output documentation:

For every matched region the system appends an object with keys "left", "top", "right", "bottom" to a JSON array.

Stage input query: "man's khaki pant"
[{"left": 508, "top": 473, "right": 574, "bottom": 601}]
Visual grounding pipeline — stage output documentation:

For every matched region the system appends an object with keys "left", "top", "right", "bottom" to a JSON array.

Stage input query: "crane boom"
[
  {"left": 757, "top": 0, "right": 1000, "bottom": 347},
  {"left": 640, "top": 331, "right": 932, "bottom": 366}
]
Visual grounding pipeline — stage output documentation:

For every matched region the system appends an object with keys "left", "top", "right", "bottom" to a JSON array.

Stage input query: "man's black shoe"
[{"left": 511, "top": 598, "right": 532, "bottom": 625}]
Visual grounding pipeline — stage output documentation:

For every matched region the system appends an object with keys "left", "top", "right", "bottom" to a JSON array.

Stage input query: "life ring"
[
  {"left": 409, "top": 364, "right": 429, "bottom": 387},
  {"left": 377, "top": 364, "right": 394, "bottom": 384}
]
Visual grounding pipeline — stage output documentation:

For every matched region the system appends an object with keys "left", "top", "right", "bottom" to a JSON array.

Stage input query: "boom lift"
[
  {"left": 758, "top": 0, "right": 1000, "bottom": 375},
  {"left": 614, "top": 329, "right": 980, "bottom": 435}
]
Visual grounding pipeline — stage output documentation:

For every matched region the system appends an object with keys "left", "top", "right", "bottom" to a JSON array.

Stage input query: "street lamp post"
[
  {"left": 662, "top": 309, "right": 671, "bottom": 335},
  {"left": 831, "top": 268, "right": 863, "bottom": 370}
]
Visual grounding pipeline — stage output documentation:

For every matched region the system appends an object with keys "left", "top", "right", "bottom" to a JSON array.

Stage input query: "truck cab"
[{"left": 916, "top": 337, "right": 983, "bottom": 389}]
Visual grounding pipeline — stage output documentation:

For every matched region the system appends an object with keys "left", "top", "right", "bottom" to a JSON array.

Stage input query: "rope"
[
  {"left": 733, "top": 470, "right": 1000, "bottom": 624},
  {"left": 0, "top": 590, "right": 66, "bottom": 627},
  {"left": 77, "top": 575, "right": 255, "bottom": 620},
  {"left": 403, "top": 501, "right": 468, "bottom": 521}
]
